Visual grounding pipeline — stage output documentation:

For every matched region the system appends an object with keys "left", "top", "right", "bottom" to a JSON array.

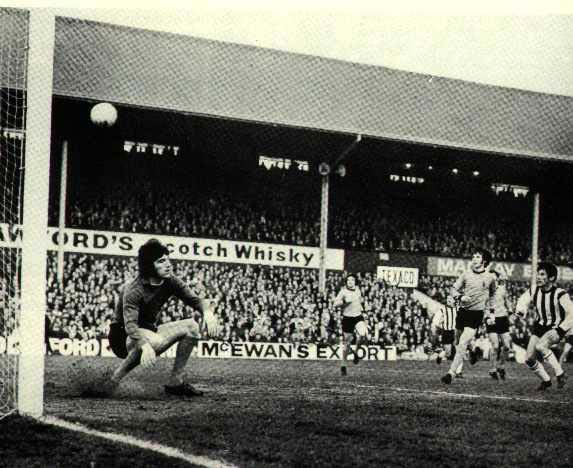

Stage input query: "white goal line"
[{"left": 38, "top": 415, "right": 238, "bottom": 468}]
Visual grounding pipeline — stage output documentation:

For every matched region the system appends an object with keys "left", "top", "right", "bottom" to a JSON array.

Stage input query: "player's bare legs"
[
  {"left": 536, "top": 329, "right": 567, "bottom": 388},
  {"left": 158, "top": 319, "right": 201, "bottom": 386},
  {"left": 496, "top": 332, "right": 512, "bottom": 380},
  {"left": 353, "top": 321, "right": 368, "bottom": 365},
  {"left": 524, "top": 336, "right": 551, "bottom": 390},
  {"left": 559, "top": 336, "right": 573, "bottom": 367},
  {"left": 442, "top": 327, "right": 475, "bottom": 384},
  {"left": 341, "top": 331, "right": 354, "bottom": 376},
  {"left": 488, "top": 332, "right": 500, "bottom": 380},
  {"left": 109, "top": 318, "right": 201, "bottom": 394}
]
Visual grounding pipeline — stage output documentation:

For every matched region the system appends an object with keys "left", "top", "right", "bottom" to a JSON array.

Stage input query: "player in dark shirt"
[{"left": 98, "top": 238, "right": 219, "bottom": 397}]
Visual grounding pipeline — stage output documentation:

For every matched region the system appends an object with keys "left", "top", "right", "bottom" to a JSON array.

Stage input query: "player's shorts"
[
  {"left": 532, "top": 323, "right": 555, "bottom": 338},
  {"left": 441, "top": 329, "right": 456, "bottom": 345},
  {"left": 456, "top": 308, "right": 485, "bottom": 330},
  {"left": 108, "top": 322, "right": 128, "bottom": 358},
  {"left": 486, "top": 316, "right": 510, "bottom": 334},
  {"left": 342, "top": 315, "right": 365, "bottom": 333}
]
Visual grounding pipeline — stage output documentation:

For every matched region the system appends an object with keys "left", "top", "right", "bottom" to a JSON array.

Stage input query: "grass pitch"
[{"left": 2, "top": 356, "right": 572, "bottom": 467}]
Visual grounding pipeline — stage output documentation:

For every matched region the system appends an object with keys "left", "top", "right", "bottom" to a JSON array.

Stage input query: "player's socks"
[
  {"left": 527, "top": 359, "right": 551, "bottom": 382},
  {"left": 441, "top": 373, "right": 452, "bottom": 385},
  {"left": 469, "top": 348, "right": 480, "bottom": 365},
  {"left": 542, "top": 351, "right": 564, "bottom": 377}
]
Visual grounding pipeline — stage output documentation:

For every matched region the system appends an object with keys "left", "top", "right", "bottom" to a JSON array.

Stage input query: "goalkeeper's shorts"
[{"left": 108, "top": 322, "right": 128, "bottom": 358}]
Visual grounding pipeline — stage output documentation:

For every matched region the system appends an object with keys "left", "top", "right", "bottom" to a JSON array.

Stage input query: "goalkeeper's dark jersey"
[{"left": 113, "top": 275, "right": 202, "bottom": 348}]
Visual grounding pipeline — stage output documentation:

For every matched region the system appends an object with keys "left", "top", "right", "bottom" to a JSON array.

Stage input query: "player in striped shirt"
[
  {"left": 515, "top": 262, "right": 573, "bottom": 390},
  {"left": 441, "top": 248, "right": 496, "bottom": 385},
  {"left": 333, "top": 274, "right": 368, "bottom": 376},
  {"left": 485, "top": 270, "right": 513, "bottom": 381},
  {"left": 430, "top": 298, "right": 463, "bottom": 376}
]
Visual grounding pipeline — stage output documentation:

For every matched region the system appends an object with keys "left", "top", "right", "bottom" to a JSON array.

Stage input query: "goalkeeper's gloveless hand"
[
  {"left": 140, "top": 343, "right": 157, "bottom": 369},
  {"left": 203, "top": 306, "right": 220, "bottom": 337}
]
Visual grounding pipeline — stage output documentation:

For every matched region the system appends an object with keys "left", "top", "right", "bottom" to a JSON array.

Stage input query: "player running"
[
  {"left": 90, "top": 238, "right": 219, "bottom": 397},
  {"left": 441, "top": 248, "right": 496, "bottom": 385},
  {"left": 431, "top": 297, "right": 463, "bottom": 376},
  {"left": 515, "top": 262, "right": 572, "bottom": 390},
  {"left": 485, "top": 270, "right": 512, "bottom": 381},
  {"left": 333, "top": 274, "right": 368, "bottom": 376}
]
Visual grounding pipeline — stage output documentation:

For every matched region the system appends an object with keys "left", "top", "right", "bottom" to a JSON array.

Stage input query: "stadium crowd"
[
  {"left": 44, "top": 252, "right": 538, "bottom": 353},
  {"left": 45, "top": 253, "right": 434, "bottom": 353},
  {"left": 57, "top": 165, "right": 573, "bottom": 265}
]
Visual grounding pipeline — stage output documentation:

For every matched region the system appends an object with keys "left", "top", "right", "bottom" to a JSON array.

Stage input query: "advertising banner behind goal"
[
  {"left": 1, "top": 336, "right": 397, "bottom": 361},
  {"left": 0, "top": 223, "right": 344, "bottom": 270}
]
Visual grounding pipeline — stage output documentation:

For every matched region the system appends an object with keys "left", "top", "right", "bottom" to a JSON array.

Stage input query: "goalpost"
[{"left": 0, "top": 8, "right": 54, "bottom": 419}]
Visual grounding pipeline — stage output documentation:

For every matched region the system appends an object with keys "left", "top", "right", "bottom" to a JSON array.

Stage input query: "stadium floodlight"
[{"left": 0, "top": 9, "right": 54, "bottom": 419}]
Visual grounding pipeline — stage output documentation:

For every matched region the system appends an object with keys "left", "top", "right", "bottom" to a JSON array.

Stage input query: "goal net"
[
  {"left": 1, "top": 8, "right": 53, "bottom": 419},
  {"left": 0, "top": 8, "right": 28, "bottom": 420}
]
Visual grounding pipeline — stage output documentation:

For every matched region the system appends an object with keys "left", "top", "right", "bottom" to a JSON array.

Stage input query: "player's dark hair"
[
  {"left": 138, "top": 238, "right": 170, "bottom": 278},
  {"left": 474, "top": 248, "right": 492, "bottom": 267},
  {"left": 537, "top": 262, "right": 558, "bottom": 282},
  {"left": 345, "top": 274, "right": 358, "bottom": 287}
]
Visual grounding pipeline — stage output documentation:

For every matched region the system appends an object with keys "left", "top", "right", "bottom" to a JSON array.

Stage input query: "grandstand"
[{"left": 2, "top": 9, "right": 573, "bottom": 468}]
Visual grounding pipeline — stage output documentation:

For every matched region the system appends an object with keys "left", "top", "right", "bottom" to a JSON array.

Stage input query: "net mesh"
[{"left": 0, "top": 8, "right": 28, "bottom": 420}]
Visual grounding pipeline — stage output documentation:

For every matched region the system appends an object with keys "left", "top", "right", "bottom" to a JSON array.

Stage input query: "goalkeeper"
[{"left": 101, "top": 238, "right": 219, "bottom": 397}]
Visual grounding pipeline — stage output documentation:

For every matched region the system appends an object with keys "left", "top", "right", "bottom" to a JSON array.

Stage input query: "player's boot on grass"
[
  {"left": 497, "top": 368, "right": 506, "bottom": 381},
  {"left": 536, "top": 380, "right": 552, "bottom": 391},
  {"left": 455, "top": 372, "right": 464, "bottom": 379},
  {"left": 469, "top": 348, "right": 480, "bottom": 365},
  {"left": 353, "top": 352, "right": 360, "bottom": 365},
  {"left": 489, "top": 369, "right": 499, "bottom": 381},
  {"left": 341, "top": 366, "right": 347, "bottom": 376},
  {"left": 164, "top": 382, "right": 204, "bottom": 397},
  {"left": 557, "top": 372, "right": 568, "bottom": 389},
  {"left": 441, "top": 373, "right": 452, "bottom": 385},
  {"left": 436, "top": 354, "right": 442, "bottom": 365}
]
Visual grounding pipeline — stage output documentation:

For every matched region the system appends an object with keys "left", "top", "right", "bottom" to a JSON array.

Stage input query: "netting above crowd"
[
  {"left": 52, "top": 161, "right": 573, "bottom": 265},
  {"left": 43, "top": 252, "right": 535, "bottom": 353}
]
